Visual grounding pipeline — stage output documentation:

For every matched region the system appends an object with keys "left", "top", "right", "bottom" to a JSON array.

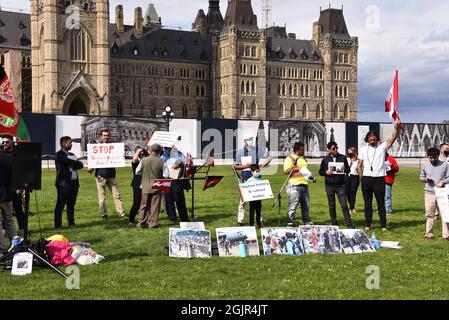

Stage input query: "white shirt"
[
  {"left": 359, "top": 141, "right": 388, "bottom": 177},
  {"left": 347, "top": 157, "right": 359, "bottom": 176}
]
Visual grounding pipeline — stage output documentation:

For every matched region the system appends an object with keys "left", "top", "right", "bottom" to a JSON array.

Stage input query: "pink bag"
[{"left": 44, "top": 240, "right": 76, "bottom": 266}]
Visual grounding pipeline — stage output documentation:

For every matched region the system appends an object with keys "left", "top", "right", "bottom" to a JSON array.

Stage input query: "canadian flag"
[
  {"left": 152, "top": 179, "right": 172, "bottom": 192},
  {"left": 385, "top": 70, "right": 402, "bottom": 128}
]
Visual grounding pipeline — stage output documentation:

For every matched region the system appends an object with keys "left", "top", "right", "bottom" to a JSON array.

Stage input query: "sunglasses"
[{"left": 330, "top": 147, "right": 338, "bottom": 150}]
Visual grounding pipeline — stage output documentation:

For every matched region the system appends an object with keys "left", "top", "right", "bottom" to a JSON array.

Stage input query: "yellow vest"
[{"left": 283, "top": 155, "right": 308, "bottom": 185}]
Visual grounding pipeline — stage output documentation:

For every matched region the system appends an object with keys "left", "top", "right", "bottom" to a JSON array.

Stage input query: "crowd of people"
[{"left": 2, "top": 117, "right": 449, "bottom": 253}]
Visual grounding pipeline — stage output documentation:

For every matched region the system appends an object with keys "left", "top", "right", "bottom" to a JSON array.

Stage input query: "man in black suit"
[{"left": 54, "top": 136, "right": 84, "bottom": 229}]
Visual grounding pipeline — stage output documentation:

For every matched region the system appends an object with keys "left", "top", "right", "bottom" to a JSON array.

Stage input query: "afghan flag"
[
  {"left": 0, "top": 64, "right": 30, "bottom": 141},
  {"left": 203, "top": 175, "right": 223, "bottom": 191}
]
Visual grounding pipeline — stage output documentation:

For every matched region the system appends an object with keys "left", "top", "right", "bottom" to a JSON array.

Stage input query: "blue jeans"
[
  {"left": 385, "top": 184, "right": 392, "bottom": 213},
  {"left": 286, "top": 184, "right": 310, "bottom": 224}
]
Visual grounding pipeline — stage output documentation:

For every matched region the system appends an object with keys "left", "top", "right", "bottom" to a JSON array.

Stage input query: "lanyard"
[{"left": 367, "top": 145, "right": 377, "bottom": 172}]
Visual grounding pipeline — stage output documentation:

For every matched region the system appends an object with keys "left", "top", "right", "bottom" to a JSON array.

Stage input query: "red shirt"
[{"left": 385, "top": 155, "right": 399, "bottom": 185}]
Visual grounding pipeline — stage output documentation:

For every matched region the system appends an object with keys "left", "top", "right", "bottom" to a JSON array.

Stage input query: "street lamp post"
[{"left": 161, "top": 106, "right": 175, "bottom": 131}]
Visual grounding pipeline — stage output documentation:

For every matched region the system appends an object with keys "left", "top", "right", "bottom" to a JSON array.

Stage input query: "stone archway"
[{"left": 63, "top": 87, "right": 100, "bottom": 115}]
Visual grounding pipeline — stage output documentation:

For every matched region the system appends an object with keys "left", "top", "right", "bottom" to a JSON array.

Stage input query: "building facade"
[{"left": 0, "top": 0, "right": 358, "bottom": 121}]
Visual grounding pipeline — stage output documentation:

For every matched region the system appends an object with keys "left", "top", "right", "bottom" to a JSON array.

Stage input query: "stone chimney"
[
  {"left": 288, "top": 33, "right": 296, "bottom": 39},
  {"left": 116, "top": 5, "right": 124, "bottom": 33},
  {"left": 135, "top": 7, "right": 144, "bottom": 35}
]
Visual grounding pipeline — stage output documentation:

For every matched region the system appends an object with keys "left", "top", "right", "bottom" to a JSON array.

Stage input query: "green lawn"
[{"left": 0, "top": 165, "right": 446, "bottom": 300}]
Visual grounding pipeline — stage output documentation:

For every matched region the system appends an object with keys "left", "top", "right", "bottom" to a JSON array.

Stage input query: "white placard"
[
  {"left": 238, "top": 180, "right": 274, "bottom": 202},
  {"left": 180, "top": 222, "right": 205, "bottom": 230},
  {"left": 328, "top": 162, "right": 345, "bottom": 175},
  {"left": 11, "top": 252, "right": 33, "bottom": 276},
  {"left": 358, "top": 126, "right": 370, "bottom": 150},
  {"left": 435, "top": 186, "right": 449, "bottom": 223},
  {"left": 300, "top": 167, "right": 315, "bottom": 181},
  {"left": 148, "top": 131, "right": 181, "bottom": 148},
  {"left": 87, "top": 143, "right": 125, "bottom": 169},
  {"left": 241, "top": 156, "right": 253, "bottom": 166}
]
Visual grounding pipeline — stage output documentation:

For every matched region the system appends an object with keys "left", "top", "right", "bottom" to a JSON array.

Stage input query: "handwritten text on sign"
[
  {"left": 238, "top": 180, "right": 274, "bottom": 202},
  {"left": 147, "top": 131, "right": 181, "bottom": 148},
  {"left": 87, "top": 143, "right": 125, "bottom": 169},
  {"left": 435, "top": 186, "right": 449, "bottom": 224}
]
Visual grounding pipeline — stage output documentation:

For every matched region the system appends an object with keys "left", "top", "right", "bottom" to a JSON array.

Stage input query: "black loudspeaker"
[{"left": 11, "top": 142, "right": 42, "bottom": 190}]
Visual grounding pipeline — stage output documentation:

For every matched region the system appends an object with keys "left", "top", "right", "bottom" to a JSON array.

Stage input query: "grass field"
[{"left": 1, "top": 165, "right": 447, "bottom": 300}]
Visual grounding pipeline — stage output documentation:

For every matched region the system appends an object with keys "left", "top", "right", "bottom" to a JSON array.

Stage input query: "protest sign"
[
  {"left": 87, "top": 143, "right": 125, "bottom": 168},
  {"left": 148, "top": 131, "right": 181, "bottom": 148},
  {"left": 238, "top": 180, "right": 274, "bottom": 202}
]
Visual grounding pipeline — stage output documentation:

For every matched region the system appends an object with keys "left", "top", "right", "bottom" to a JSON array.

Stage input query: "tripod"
[
  {"left": 272, "top": 164, "right": 297, "bottom": 226},
  {"left": 0, "top": 191, "right": 68, "bottom": 279}
]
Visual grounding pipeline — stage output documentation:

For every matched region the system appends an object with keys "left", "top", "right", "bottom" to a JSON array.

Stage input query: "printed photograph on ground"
[
  {"left": 261, "top": 228, "right": 304, "bottom": 256},
  {"left": 216, "top": 227, "right": 260, "bottom": 257},
  {"left": 340, "top": 229, "right": 376, "bottom": 254},
  {"left": 299, "top": 226, "right": 342, "bottom": 254},
  {"left": 168, "top": 228, "right": 211, "bottom": 259}
]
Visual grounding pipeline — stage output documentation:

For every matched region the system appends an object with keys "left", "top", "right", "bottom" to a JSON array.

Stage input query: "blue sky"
[{"left": 4, "top": 0, "right": 449, "bottom": 123}]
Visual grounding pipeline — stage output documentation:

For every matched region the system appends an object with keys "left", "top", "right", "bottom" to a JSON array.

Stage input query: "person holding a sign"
[
  {"left": 233, "top": 134, "right": 271, "bottom": 227},
  {"left": 88, "top": 129, "right": 126, "bottom": 219},
  {"left": 284, "top": 142, "right": 315, "bottom": 227},
  {"left": 128, "top": 147, "right": 148, "bottom": 226},
  {"left": 358, "top": 118, "right": 401, "bottom": 232},
  {"left": 420, "top": 147, "right": 449, "bottom": 240},
  {"left": 319, "top": 141, "right": 354, "bottom": 229},
  {"left": 54, "top": 136, "right": 84, "bottom": 229}
]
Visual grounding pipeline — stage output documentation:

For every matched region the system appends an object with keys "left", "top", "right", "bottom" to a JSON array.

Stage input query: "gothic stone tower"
[
  {"left": 215, "top": 0, "right": 267, "bottom": 119},
  {"left": 31, "top": 0, "right": 110, "bottom": 115},
  {"left": 313, "top": 8, "right": 358, "bottom": 121}
]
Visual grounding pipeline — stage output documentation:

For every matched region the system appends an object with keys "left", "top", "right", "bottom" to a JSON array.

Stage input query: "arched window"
[
  {"left": 181, "top": 85, "right": 185, "bottom": 96},
  {"left": 334, "top": 104, "right": 340, "bottom": 119},
  {"left": 196, "top": 86, "right": 200, "bottom": 96},
  {"left": 279, "top": 103, "right": 284, "bottom": 118},
  {"left": 305, "top": 85, "right": 309, "bottom": 97},
  {"left": 197, "top": 105, "right": 203, "bottom": 119},
  {"left": 344, "top": 86, "right": 348, "bottom": 98},
  {"left": 117, "top": 102, "right": 123, "bottom": 116},
  {"left": 251, "top": 81, "right": 255, "bottom": 95},
  {"left": 290, "top": 104, "right": 296, "bottom": 118},
  {"left": 165, "top": 83, "right": 169, "bottom": 96},
  {"left": 185, "top": 85, "right": 190, "bottom": 96},
  {"left": 150, "top": 105, "right": 156, "bottom": 118},
  {"left": 246, "top": 81, "right": 250, "bottom": 94},
  {"left": 339, "top": 86, "right": 343, "bottom": 98},
  {"left": 335, "top": 86, "right": 339, "bottom": 98},
  {"left": 201, "top": 86, "right": 205, "bottom": 97},
  {"left": 282, "top": 83, "right": 286, "bottom": 96},
  {"left": 251, "top": 101, "right": 257, "bottom": 117},
  {"left": 268, "top": 83, "right": 271, "bottom": 96},
  {"left": 170, "top": 84, "right": 174, "bottom": 96},
  {"left": 240, "top": 101, "right": 246, "bottom": 117},
  {"left": 294, "top": 84, "right": 298, "bottom": 97},
  {"left": 344, "top": 104, "right": 350, "bottom": 119},
  {"left": 288, "top": 84, "right": 293, "bottom": 96},
  {"left": 302, "top": 104, "right": 308, "bottom": 119},
  {"left": 316, "top": 104, "right": 322, "bottom": 119},
  {"left": 277, "top": 83, "right": 281, "bottom": 96},
  {"left": 70, "top": 29, "right": 88, "bottom": 62},
  {"left": 301, "top": 84, "right": 305, "bottom": 97},
  {"left": 319, "top": 85, "right": 323, "bottom": 97},
  {"left": 182, "top": 105, "right": 188, "bottom": 118},
  {"left": 241, "top": 81, "right": 245, "bottom": 94},
  {"left": 149, "top": 83, "right": 153, "bottom": 95}
]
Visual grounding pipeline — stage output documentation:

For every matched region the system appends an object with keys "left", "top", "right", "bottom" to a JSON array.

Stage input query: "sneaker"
[
  {"left": 424, "top": 235, "right": 434, "bottom": 240},
  {"left": 128, "top": 222, "right": 135, "bottom": 227},
  {"left": 381, "top": 228, "right": 388, "bottom": 232},
  {"left": 364, "top": 227, "right": 370, "bottom": 232},
  {"left": 118, "top": 213, "right": 127, "bottom": 218},
  {"left": 237, "top": 222, "right": 243, "bottom": 227},
  {"left": 443, "top": 238, "right": 449, "bottom": 242},
  {"left": 259, "top": 220, "right": 265, "bottom": 228},
  {"left": 287, "top": 223, "right": 294, "bottom": 227},
  {"left": 101, "top": 214, "right": 108, "bottom": 219}
]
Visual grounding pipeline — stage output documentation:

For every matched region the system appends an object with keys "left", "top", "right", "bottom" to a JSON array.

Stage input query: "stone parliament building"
[{"left": 0, "top": 0, "right": 358, "bottom": 121}]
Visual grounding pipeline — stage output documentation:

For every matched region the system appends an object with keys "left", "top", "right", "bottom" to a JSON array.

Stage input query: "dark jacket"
[
  {"left": 55, "top": 149, "right": 84, "bottom": 187},
  {"left": 319, "top": 153, "right": 350, "bottom": 186},
  {"left": 0, "top": 150, "right": 13, "bottom": 202}
]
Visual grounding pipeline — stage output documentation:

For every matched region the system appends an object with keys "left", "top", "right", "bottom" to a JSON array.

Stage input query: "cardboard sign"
[
  {"left": 87, "top": 143, "right": 125, "bottom": 168},
  {"left": 435, "top": 186, "right": 449, "bottom": 223},
  {"left": 148, "top": 131, "right": 181, "bottom": 148},
  {"left": 238, "top": 180, "right": 274, "bottom": 202},
  {"left": 11, "top": 252, "right": 33, "bottom": 276}
]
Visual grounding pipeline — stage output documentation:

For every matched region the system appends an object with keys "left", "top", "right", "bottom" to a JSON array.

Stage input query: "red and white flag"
[
  {"left": 152, "top": 179, "right": 172, "bottom": 192},
  {"left": 385, "top": 70, "right": 402, "bottom": 128}
]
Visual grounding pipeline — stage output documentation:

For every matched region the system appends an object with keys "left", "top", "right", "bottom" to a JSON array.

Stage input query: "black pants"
[
  {"left": 325, "top": 184, "right": 354, "bottom": 228},
  {"left": 249, "top": 201, "right": 262, "bottom": 227},
  {"left": 345, "top": 175, "right": 360, "bottom": 211},
  {"left": 12, "top": 192, "right": 25, "bottom": 230},
  {"left": 361, "top": 176, "right": 387, "bottom": 228},
  {"left": 54, "top": 183, "right": 78, "bottom": 228},
  {"left": 129, "top": 186, "right": 142, "bottom": 223},
  {"left": 165, "top": 181, "right": 189, "bottom": 222}
]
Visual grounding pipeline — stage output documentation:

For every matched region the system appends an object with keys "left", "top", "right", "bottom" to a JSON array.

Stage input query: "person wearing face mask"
[
  {"left": 345, "top": 146, "right": 361, "bottom": 215},
  {"left": 439, "top": 143, "right": 449, "bottom": 163},
  {"left": 358, "top": 118, "right": 401, "bottom": 232},
  {"left": 233, "top": 134, "right": 271, "bottom": 227},
  {"left": 420, "top": 147, "right": 449, "bottom": 240},
  {"left": 246, "top": 164, "right": 263, "bottom": 228},
  {"left": 319, "top": 141, "right": 354, "bottom": 229}
]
